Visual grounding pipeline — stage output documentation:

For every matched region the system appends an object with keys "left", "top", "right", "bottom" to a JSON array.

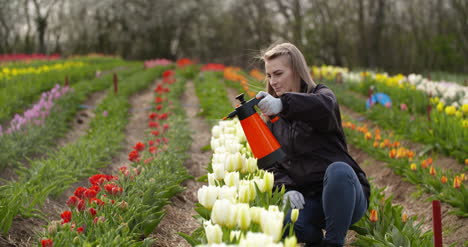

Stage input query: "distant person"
[{"left": 256, "top": 42, "right": 370, "bottom": 247}]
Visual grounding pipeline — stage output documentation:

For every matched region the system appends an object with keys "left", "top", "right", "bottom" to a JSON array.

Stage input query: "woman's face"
[{"left": 265, "top": 55, "right": 298, "bottom": 97}]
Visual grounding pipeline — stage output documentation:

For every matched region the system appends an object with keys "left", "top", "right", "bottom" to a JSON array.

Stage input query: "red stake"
[
  {"left": 113, "top": 73, "right": 118, "bottom": 94},
  {"left": 65, "top": 76, "right": 69, "bottom": 87},
  {"left": 432, "top": 200, "right": 443, "bottom": 247}
]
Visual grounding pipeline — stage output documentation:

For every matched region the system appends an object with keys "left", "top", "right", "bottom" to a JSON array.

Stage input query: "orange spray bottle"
[{"left": 224, "top": 93, "right": 286, "bottom": 169}]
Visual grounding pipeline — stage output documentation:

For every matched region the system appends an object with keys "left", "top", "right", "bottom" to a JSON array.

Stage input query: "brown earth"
[
  {"left": 0, "top": 79, "right": 159, "bottom": 246},
  {"left": 152, "top": 80, "right": 212, "bottom": 247}
]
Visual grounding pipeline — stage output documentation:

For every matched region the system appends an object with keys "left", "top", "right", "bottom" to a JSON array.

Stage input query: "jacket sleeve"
[{"left": 279, "top": 86, "right": 339, "bottom": 132}]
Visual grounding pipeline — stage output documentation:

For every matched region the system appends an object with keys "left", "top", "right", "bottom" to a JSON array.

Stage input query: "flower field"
[{"left": 0, "top": 55, "right": 466, "bottom": 247}]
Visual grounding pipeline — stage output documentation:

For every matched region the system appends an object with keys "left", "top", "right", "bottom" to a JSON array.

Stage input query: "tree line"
[{"left": 0, "top": 0, "right": 466, "bottom": 74}]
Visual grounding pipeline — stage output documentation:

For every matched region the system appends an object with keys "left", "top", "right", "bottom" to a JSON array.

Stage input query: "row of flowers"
[
  {"left": 189, "top": 119, "right": 298, "bottom": 246},
  {"left": 342, "top": 118, "right": 468, "bottom": 216},
  {"left": 312, "top": 65, "right": 467, "bottom": 108},
  {"left": 0, "top": 61, "right": 85, "bottom": 80},
  {"left": 0, "top": 84, "right": 71, "bottom": 135},
  {"left": 0, "top": 53, "right": 60, "bottom": 62},
  {"left": 223, "top": 66, "right": 264, "bottom": 98},
  {"left": 39, "top": 68, "right": 191, "bottom": 246}
]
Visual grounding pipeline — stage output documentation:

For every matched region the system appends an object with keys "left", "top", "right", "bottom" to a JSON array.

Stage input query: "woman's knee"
[{"left": 325, "top": 162, "right": 355, "bottom": 181}]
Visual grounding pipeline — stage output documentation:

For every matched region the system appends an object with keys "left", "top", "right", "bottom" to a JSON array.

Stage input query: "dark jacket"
[{"left": 267, "top": 83, "right": 370, "bottom": 202}]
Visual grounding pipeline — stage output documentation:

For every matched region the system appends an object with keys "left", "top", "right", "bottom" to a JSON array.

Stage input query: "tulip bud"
[
  {"left": 284, "top": 236, "right": 298, "bottom": 247},
  {"left": 402, "top": 213, "right": 408, "bottom": 222},
  {"left": 291, "top": 209, "right": 299, "bottom": 223},
  {"left": 238, "top": 184, "right": 251, "bottom": 203},
  {"left": 237, "top": 204, "right": 251, "bottom": 230},
  {"left": 263, "top": 171, "right": 274, "bottom": 192},
  {"left": 369, "top": 209, "right": 378, "bottom": 222},
  {"left": 204, "top": 221, "right": 223, "bottom": 244}
]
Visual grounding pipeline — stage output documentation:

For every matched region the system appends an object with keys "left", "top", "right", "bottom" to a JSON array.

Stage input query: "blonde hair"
[{"left": 260, "top": 42, "right": 316, "bottom": 97}]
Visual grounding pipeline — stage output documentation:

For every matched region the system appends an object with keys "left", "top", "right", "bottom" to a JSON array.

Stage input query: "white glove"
[
  {"left": 256, "top": 91, "right": 283, "bottom": 116},
  {"left": 283, "top": 190, "right": 305, "bottom": 209}
]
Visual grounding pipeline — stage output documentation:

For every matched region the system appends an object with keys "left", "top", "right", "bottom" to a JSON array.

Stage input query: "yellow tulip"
[
  {"left": 462, "top": 104, "right": 468, "bottom": 114},
  {"left": 444, "top": 106, "right": 456, "bottom": 116}
]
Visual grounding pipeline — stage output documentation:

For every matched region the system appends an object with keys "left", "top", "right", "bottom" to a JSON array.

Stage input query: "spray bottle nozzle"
[{"left": 235, "top": 94, "right": 246, "bottom": 104}]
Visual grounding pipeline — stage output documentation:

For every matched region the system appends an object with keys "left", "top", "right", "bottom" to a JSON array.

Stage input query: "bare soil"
[{"left": 152, "top": 80, "right": 212, "bottom": 247}]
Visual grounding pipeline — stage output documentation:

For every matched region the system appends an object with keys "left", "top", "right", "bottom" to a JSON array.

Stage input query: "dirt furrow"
[{"left": 152, "top": 80, "right": 212, "bottom": 247}]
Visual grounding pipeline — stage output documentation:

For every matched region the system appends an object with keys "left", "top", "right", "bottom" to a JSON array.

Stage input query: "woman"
[{"left": 256, "top": 43, "right": 370, "bottom": 247}]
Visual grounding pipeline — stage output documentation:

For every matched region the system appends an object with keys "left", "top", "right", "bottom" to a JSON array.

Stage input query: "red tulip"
[
  {"left": 41, "top": 239, "right": 53, "bottom": 247},
  {"left": 66, "top": 196, "right": 79, "bottom": 208},
  {"left": 60, "top": 211, "right": 72, "bottom": 223}
]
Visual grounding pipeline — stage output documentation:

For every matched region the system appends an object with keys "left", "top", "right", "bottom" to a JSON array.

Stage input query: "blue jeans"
[{"left": 284, "top": 162, "right": 368, "bottom": 246}]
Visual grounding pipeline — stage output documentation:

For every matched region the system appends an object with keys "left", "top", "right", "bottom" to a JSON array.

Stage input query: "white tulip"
[
  {"left": 224, "top": 172, "right": 240, "bottom": 188},
  {"left": 208, "top": 173, "right": 217, "bottom": 186},
  {"left": 260, "top": 210, "right": 284, "bottom": 242},
  {"left": 236, "top": 203, "right": 251, "bottom": 230},
  {"left": 211, "top": 199, "right": 237, "bottom": 228},
  {"left": 218, "top": 185, "right": 237, "bottom": 202},
  {"left": 239, "top": 232, "right": 276, "bottom": 246},
  {"left": 197, "top": 185, "right": 219, "bottom": 210},
  {"left": 204, "top": 221, "right": 223, "bottom": 244},
  {"left": 211, "top": 126, "right": 221, "bottom": 139},
  {"left": 249, "top": 206, "right": 265, "bottom": 224},
  {"left": 212, "top": 163, "right": 225, "bottom": 180},
  {"left": 268, "top": 205, "right": 279, "bottom": 212}
]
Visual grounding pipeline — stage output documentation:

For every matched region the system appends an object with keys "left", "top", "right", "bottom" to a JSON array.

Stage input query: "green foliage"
[{"left": 193, "top": 71, "right": 233, "bottom": 126}]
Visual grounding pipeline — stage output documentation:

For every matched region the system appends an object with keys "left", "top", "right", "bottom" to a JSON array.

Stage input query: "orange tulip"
[
  {"left": 453, "top": 176, "right": 461, "bottom": 189},
  {"left": 429, "top": 166, "right": 436, "bottom": 176},
  {"left": 441, "top": 176, "right": 447, "bottom": 184},
  {"left": 465, "top": 159, "right": 468, "bottom": 166},
  {"left": 373, "top": 141, "right": 379, "bottom": 148},
  {"left": 365, "top": 132, "right": 372, "bottom": 140},
  {"left": 427, "top": 157, "right": 433, "bottom": 165},
  {"left": 421, "top": 160, "right": 428, "bottom": 169},
  {"left": 389, "top": 149, "right": 397, "bottom": 158},
  {"left": 402, "top": 213, "right": 408, "bottom": 222},
  {"left": 369, "top": 209, "right": 378, "bottom": 222}
]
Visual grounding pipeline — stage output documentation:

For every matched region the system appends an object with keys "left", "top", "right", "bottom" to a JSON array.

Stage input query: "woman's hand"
[
  {"left": 283, "top": 190, "right": 305, "bottom": 209},
  {"left": 256, "top": 91, "right": 283, "bottom": 116}
]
